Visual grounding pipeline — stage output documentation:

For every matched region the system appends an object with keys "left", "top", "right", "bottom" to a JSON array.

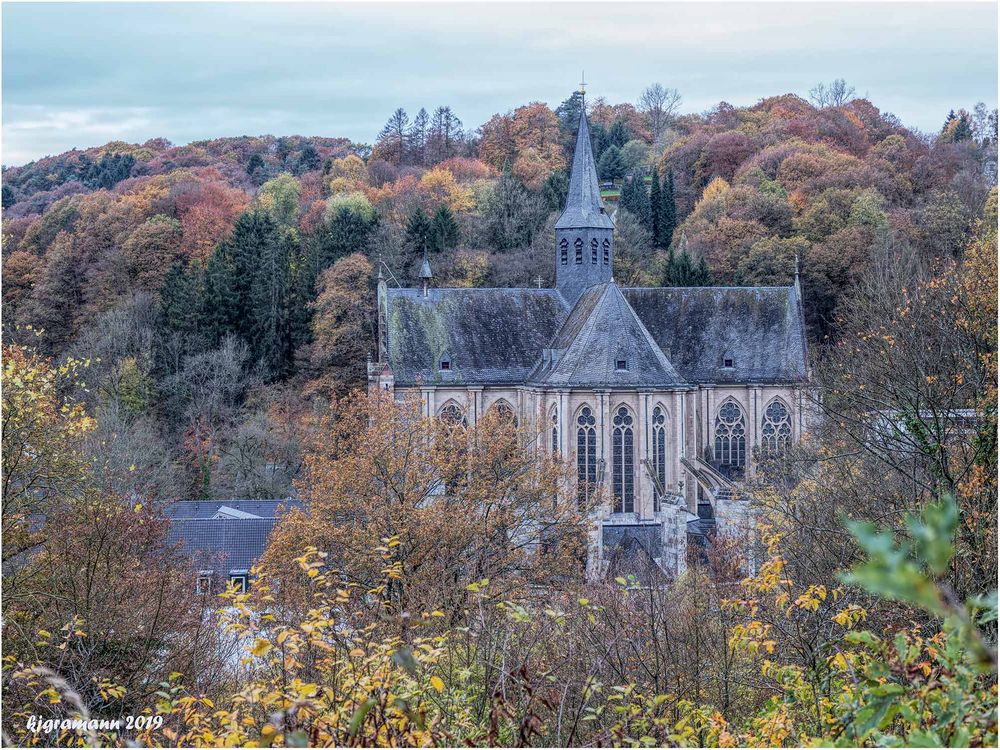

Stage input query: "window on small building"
[
  {"left": 196, "top": 573, "right": 213, "bottom": 595},
  {"left": 559, "top": 238, "right": 568, "bottom": 265},
  {"left": 615, "top": 359, "right": 628, "bottom": 371},
  {"left": 228, "top": 573, "right": 249, "bottom": 593},
  {"left": 439, "top": 352, "right": 452, "bottom": 371},
  {"left": 591, "top": 238, "right": 599, "bottom": 264},
  {"left": 574, "top": 238, "right": 584, "bottom": 264}
]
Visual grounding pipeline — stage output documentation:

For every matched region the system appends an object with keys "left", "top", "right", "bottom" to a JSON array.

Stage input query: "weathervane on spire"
[{"left": 579, "top": 71, "right": 587, "bottom": 96}]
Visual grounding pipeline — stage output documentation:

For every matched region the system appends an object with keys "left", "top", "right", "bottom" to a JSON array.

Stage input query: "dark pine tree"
[
  {"left": 649, "top": 172, "right": 663, "bottom": 248},
  {"left": 620, "top": 172, "right": 651, "bottom": 226},
  {"left": 405, "top": 207, "right": 432, "bottom": 255},
  {"left": 541, "top": 170, "right": 568, "bottom": 213},
  {"left": 661, "top": 169, "right": 677, "bottom": 248},
  {"left": 607, "top": 119, "right": 630, "bottom": 149},
  {"left": 159, "top": 260, "right": 203, "bottom": 338},
  {"left": 597, "top": 145, "right": 626, "bottom": 181},
  {"left": 430, "top": 205, "right": 460, "bottom": 252}
]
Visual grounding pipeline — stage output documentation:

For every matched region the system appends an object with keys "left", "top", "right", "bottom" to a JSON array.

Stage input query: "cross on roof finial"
[
  {"left": 579, "top": 71, "right": 587, "bottom": 96},
  {"left": 535, "top": 275, "right": 544, "bottom": 288}
]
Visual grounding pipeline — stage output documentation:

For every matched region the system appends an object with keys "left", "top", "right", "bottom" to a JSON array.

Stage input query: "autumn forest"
[{"left": 2, "top": 82, "right": 997, "bottom": 747}]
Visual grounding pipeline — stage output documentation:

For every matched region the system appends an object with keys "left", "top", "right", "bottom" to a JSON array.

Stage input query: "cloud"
[{"left": 2, "top": 2, "right": 996, "bottom": 164}]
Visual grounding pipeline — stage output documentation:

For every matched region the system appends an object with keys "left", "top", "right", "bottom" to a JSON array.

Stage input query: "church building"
[{"left": 369, "top": 100, "right": 810, "bottom": 576}]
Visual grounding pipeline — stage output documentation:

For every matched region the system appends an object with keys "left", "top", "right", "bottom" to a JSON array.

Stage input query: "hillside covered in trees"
[{"left": 2, "top": 85, "right": 997, "bottom": 747}]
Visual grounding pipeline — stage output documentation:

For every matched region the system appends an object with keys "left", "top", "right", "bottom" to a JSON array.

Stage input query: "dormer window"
[
  {"left": 616, "top": 359, "right": 628, "bottom": 371},
  {"left": 228, "top": 573, "right": 249, "bottom": 593},
  {"left": 439, "top": 355, "right": 451, "bottom": 371},
  {"left": 722, "top": 357, "right": 734, "bottom": 369},
  {"left": 196, "top": 572, "right": 213, "bottom": 595}
]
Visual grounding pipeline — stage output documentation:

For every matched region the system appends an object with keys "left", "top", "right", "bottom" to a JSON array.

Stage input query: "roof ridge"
[{"left": 607, "top": 284, "right": 685, "bottom": 383}]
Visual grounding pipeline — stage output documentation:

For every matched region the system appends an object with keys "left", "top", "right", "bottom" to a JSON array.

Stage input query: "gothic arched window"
[
  {"left": 559, "top": 238, "right": 568, "bottom": 266},
  {"left": 602, "top": 238, "right": 610, "bottom": 265},
  {"left": 490, "top": 399, "right": 517, "bottom": 426},
  {"left": 576, "top": 406, "right": 597, "bottom": 505},
  {"left": 652, "top": 405, "right": 667, "bottom": 512},
  {"left": 574, "top": 237, "right": 584, "bottom": 264},
  {"left": 439, "top": 402, "right": 467, "bottom": 429},
  {"left": 611, "top": 406, "right": 635, "bottom": 513},
  {"left": 550, "top": 408, "right": 559, "bottom": 455},
  {"left": 591, "top": 237, "right": 599, "bottom": 264},
  {"left": 761, "top": 399, "right": 792, "bottom": 455},
  {"left": 714, "top": 400, "right": 746, "bottom": 475}
]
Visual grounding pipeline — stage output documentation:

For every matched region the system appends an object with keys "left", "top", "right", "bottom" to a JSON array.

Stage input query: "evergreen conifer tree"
[
  {"left": 661, "top": 169, "right": 677, "bottom": 248},
  {"left": 649, "top": 172, "right": 663, "bottom": 247},
  {"left": 430, "top": 205, "right": 460, "bottom": 252},
  {"left": 620, "top": 172, "right": 651, "bottom": 226},
  {"left": 405, "top": 207, "right": 432, "bottom": 254},
  {"left": 597, "top": 145, "right": 625, "bottom": 181}
]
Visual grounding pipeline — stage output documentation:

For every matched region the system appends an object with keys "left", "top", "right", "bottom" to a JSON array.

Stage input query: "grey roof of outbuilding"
[
  {"left": 622, "top": 285, "right": 808, "bottom": 384},
  {"left": 555, "top": 106, "right": 615, "bottom": 231},
  {"left": 164, "top": 499, "right": 303, "bottom": 520},
  {"left": 165, "top": 499, "right": 305, "bottom": 572},
  {"left": 527, "top": 283, "right": 686, "bottom": 388},
  {"left": 386, "top": 287, "right": 570, "bottom": 386},
  {"left": 167, "top": 518, "right": 279, "bottom": 572}
]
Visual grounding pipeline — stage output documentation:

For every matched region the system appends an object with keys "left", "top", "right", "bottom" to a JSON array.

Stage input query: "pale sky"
[{"left": 2, "top": 1, "right": 997, "bottom": 166}]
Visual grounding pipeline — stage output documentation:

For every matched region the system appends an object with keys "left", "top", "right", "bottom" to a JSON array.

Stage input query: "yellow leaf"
[
  {"left": 250, "top": 639, "right": 273, "bottom": 657},
  {"left": 429, "top": 675, "right": 445, "bottom": 693}
]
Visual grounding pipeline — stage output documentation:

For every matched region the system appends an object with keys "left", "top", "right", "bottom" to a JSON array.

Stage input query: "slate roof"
[
  {"left": 528, "top": 283, "right": 686, "bottom": 388},
  {"left": 555, "top": 106, "right": 615, "bottom": 231},
  {"left": 622, "top": 286, "right": 808, "bottom": 384},
  {"left": 165, "top": 499, "right": 304, "bottom": 572},
  {"left": 385, "top": 283, "right": 808, "bottom": 389},
  {"left": 164, "top": 499, "right": 303, "bottom": 520},
  {"left": 167, "top": 518, "right": 278, "bottom": 572},
  {"left": 386, "top": 288, "right": 569, "bottom": 386}
]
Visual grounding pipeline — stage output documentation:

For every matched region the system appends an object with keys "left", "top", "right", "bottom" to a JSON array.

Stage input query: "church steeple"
[{"left": 554, "top": 98, "right": 615, "bottom": 306}]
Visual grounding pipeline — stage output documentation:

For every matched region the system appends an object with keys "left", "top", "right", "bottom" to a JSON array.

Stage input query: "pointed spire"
[{"left": 555, "top": 102, "right": 614, "bottom": 230}]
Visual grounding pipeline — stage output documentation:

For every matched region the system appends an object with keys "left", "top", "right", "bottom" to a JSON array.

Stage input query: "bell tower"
[{"left": 555, "top": 91, "right": 615, "bottom": 306}]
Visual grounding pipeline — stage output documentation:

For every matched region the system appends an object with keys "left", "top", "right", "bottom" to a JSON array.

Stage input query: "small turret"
[{"left": 420, "top": 254, "right": 432, "bottom": 297}]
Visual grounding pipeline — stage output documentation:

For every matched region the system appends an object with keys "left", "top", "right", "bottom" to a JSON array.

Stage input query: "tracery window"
[
  {"left": 761, "top": 399, "right": 792, "bottom": 455},
  {"left": 439, "top": 402, "right": 467, "bottom": 428},
  {"left": 591, "top": 237, "right": 599, "bottom": 264},
  {"left": 576, "top": 406, "right": 597, "bottom": 506},
  {"left": 560, "top": 238, "right": 568, "bottom": 266},
  {"left": 611, "top": 406, "right": 635, "bottom": 513},
  {"left": 652, "top": 406, "right": 667, "bottom": 512},
  {"left": 550, "top": 408, "right": 559, "bottom": 455},
  {"left": 714, "top": 400, "right": 746, "bottom": 475},
  {"left": 602, "top": 238, "right": 610, "bottom": 265},
  {"left": 491, "top": 399, "right": 517, "bottom": 426},
  {"left": 574, "top": 237, "right": 584, "bottom": 264}
]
